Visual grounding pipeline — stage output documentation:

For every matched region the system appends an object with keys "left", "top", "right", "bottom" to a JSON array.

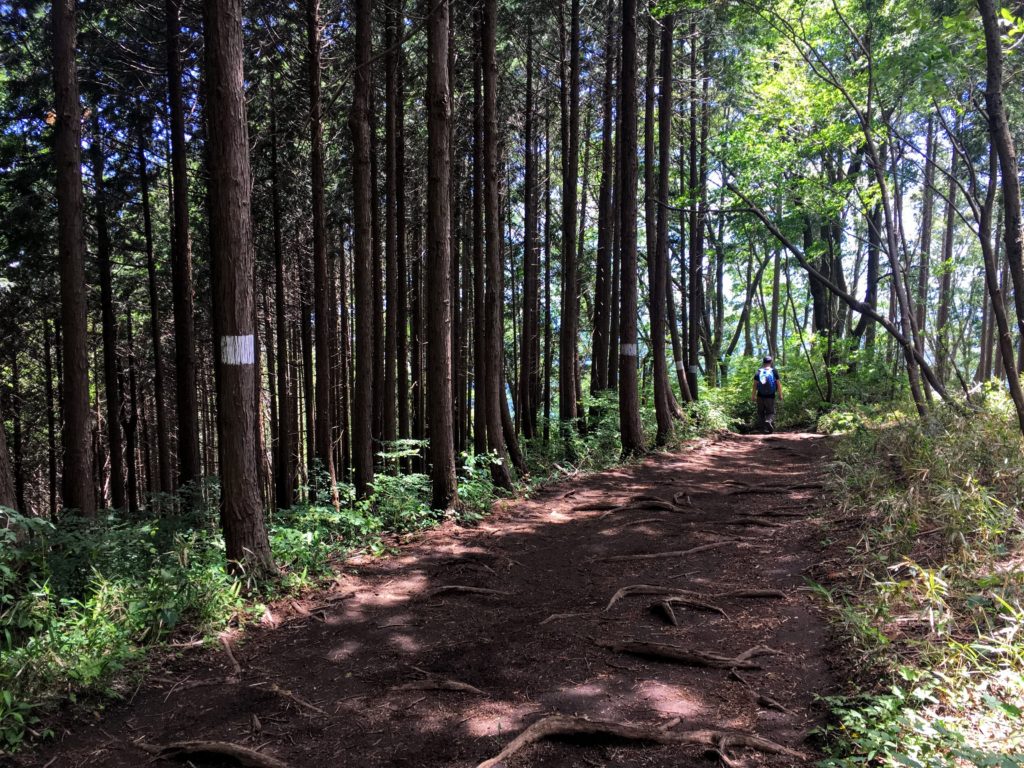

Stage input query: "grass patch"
[{"left": 817, "top": 391, "right": 1024, "bottom": 767}]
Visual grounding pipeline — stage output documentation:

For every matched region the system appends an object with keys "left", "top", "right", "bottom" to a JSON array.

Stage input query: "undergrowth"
[
  {"left": 817, "top": 389, "right": 1024, "bottom": 767},
  {"left": 0, "top": 389, "right": 730, "bottom": 754}
]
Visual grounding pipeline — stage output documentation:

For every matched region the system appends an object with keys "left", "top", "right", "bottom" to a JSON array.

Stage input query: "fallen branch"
[
  {"left": 425, "top": 585, "right": 512, "bottom": 599},
  {"left": 652, "top": 600, "right": 678, "bottom": 625},
  {"left": 138, "top": 740, "right": 291, "bottom": 768},
  {"left": 474, "top": 714, "right": 808, "bottom": 768},
  {"left": 595, "top": 638, "right": 763, "bottom": 669},
  {"left": 602, "top": 541, "right": 736, "bottom": 562}
]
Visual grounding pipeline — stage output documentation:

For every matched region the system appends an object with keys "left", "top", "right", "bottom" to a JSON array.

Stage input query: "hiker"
[{"left": 751, "top": 355, "right": 783, "bottom": 433}]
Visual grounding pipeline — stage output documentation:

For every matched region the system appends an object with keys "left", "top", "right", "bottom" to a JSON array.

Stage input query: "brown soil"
[{"left": 17, "top": 432, "right": 839, "bottom": 768}]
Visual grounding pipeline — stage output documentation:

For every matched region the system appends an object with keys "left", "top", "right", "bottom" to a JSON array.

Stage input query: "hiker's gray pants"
[{"left": 757, "top": 396, "right": 776, "bottom": 426}]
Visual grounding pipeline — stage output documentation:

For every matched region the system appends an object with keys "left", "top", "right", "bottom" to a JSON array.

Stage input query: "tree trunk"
[
  {"left": 203, "top": 0, "right": 275, "bottom": 575},
  {"left": 542, "top": 97, "right": 554, "bottom": 442},
  {"left": 396, "top": 19, "right": 410, "bottom": 456},
  {"left": 53, "top": 0, "right": 95, "bottom": 517},
  {"left": 592, "top": 0, "right": 615, "bottom": 397},
  {"left": 472, "top": 29, "right": 487, "bottom": 455},
  {"left": 426, "top": 0, "right": 458, "bottom": 509},
  {"left": 44, "top": 319, "right": 58, "bottom": 517},
  {"left": 350, "top": 0, "right": 375, "bottom": 498},
  {"left": 137, "top": 121, "right": 172, "bottom": 495},
  {"left": 559, "top": 0, "right": 581, "bottom": 449},
  {"left": 936, "top": 145, "right": 958, "bottom": 384},
  {"left": 979, "top": 0, "right": 1024, "bottom": 350},
  {"left": 519, "top": 21, "right": 539, "bottom": 439},
  {"left": 269, "top": 81, "right": 294, "bottom": 509},
  {"left": 651, "top": 13, "right": 677, "bottom": 442},
  {"left": 384, "top": 0, "right": 400, "bottom": 447},
  {"left": 482, "top": 0, "right": 514, "bottom": 488},
  {"left": 618, "top": 0, "right": 644, "bottom": 455},
  {"left": 166, "top": 0, "right": 201, "bottom": 491},
  {"left": 90, "top": 115, "right": 126, "bottom": 511},
  {"left": 307, "top": 0, "right": 338, "bottom": 502}
]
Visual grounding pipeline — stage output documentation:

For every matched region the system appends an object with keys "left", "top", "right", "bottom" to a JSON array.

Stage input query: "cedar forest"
[{"left": 1, "top": 0, "right": 1024, "bottom": 765}]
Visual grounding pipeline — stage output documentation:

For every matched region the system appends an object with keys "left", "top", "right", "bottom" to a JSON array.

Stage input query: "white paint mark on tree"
[{"left": 221, "top": 334, "right": 255, "bottom": 365}]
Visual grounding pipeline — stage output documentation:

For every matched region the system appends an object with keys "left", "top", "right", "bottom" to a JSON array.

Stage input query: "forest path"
[{"left": 28, "top": 432, "right": 838, "bottom": 768}]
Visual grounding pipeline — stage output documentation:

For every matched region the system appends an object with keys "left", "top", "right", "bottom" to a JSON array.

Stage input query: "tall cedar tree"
[
  {"left": 650, "top": 13, "right": 675, "bottom": 444},
  {"left": 426, "top": 0, "right": 458, "bottom": 509},
  {"left": 202, "top": 0, "right": 275, "bottom": 574},
  {"left": 350, "top": 0, "right": 375, "bottom": 498},
  {"left": 166, "top": 0, "right": 201, "bottom": 489},
  {"left": 617, "top": 0, "right": 644, "bottom": 455},
  {"left": 559, "top": 0, "right": 581, "bottom": 448},
  {"left": 482, "top": 0, "right": 514, "bottom": 488},
  {"left": 53, "top": 0, "right": 95, "bottom": 517},
  {"left": 308, "top": 0, "right": 338, "bottom": 500}
]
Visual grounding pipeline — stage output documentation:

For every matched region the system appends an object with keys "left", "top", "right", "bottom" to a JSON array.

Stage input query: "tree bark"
[
  {"left": 592, "top": 0, "right": 616, "bottom": 397},
  {"left": 518, "top": 21, "right": 539, "bottom": 439},
  {"left": 651, "top": 13, "right": 677, "bottom": 443},
  {"left": 166, "top": 0, "right": 201, "bottom": 491},
  {"left": 307, "top": 0, "right": 338, "bottom": 502},
  {"left": 482, "top": 0, "right": 514, "bottom": 488},
  {"left": 350, "top": 0, "right": 375, "bottom": 498},
  {"left": 978, "top": 0, "right": 1024, "bottom": 350},
  {"left": 90, "top": 115, "right": 126, "bottom": 511},
  {"left": 472, "top": 37, "right": 487, "bottom": 456},
  {"left": 138, "top": 120, "right": 172, "bottom": 495},
  {"left": 618, "top": 0, "right": 644, "bottom": 455},
  {"left": 53, "top": 0, "right": 95, "bottom": 517},
  {"left": 559, "top": 0, "right": 581, "bottom": 449},
  {"left": 203, "top": 0, "right": 275, "bottom": 575},
  {"left": 269, "top": 81, "right": 294, "bottom": 509},
  {"left": 426, "top": 0, "right": 458, "bottom": 509}
]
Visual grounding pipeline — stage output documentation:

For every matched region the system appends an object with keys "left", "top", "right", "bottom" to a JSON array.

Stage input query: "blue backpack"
[{"left": 756, "top": 367, "right": 777, "bottom": 397}]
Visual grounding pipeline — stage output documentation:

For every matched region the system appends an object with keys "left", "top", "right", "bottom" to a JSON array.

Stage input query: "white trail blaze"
[
  {"left": 221, "top": 334, "right": 255, "bottom": 366},
  {"left": 620, "top": 343, "right": 638, "bottom": 357}
]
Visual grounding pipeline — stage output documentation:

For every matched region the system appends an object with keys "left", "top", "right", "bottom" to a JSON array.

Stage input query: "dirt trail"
[{"left": 22, "top": 432, "right": 838, "bottom": 768}]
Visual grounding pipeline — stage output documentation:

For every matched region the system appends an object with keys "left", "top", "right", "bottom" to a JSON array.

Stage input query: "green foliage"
[{"left": 819, "top": 396, "right": 1024, "bottom": 765}]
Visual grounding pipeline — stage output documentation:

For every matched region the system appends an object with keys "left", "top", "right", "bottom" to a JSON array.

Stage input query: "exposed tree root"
[
  {"left": 724, "top": 517, "right": 788, "bottom": 528},
  {"left": 718, "top": 589, "right": 787, "bottom": 600},
  {"left": 138, "top": 740, "right": 291, "bottom": 768},
  {"left": 672, "top": 492, "right": 693, "bottom": 507},
  {"left": 396, "top": 677, "right": 486, "bottom": 696},
  {"left": 659, "top": 595, "right": 728, "bottom": 617},
  {"left": 652, "top": 600, "right": 678, "bottom": 625},
  {"left": 220, "top": 635, "right": 242, "bottom": 679},
  {"left": 252, "top": 681, "right": 328, "bottom": 716},
  {"left": 595, "top": 638, "right": 765, "bottom": 669},
  {"left": 540, "top": 611, "right": 591, "bottom": 625},
  {"left": 723, "top": 482, "right": 823, "bottom": 497},
  {"left": 474, "top": 714, "right": 808, "bottom": 768},
  {"left": 606, "top": 584, "right": 786, "bottom": 613},
  {"left": 573, "top": 501, "right": 622, "bottom": 511},
  {"left": 425, "top": 585, "right": 512, "bottom": 599},
  {"left": 602, "top": 541, "right": 736, "bottom": 562},
  {"left": 615, "top": 517, "right": 680, "bottom": 528},
  {"left": 605, "top": 584, "right": 697, "bottom": 610},
  {"left": 597, "top": 500, "right": 690, "bottom": 518}
]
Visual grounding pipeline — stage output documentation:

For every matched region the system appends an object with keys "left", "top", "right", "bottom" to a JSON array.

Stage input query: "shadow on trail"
[{"left": 24, "top": 432, "right": 835, "bottom": 768}]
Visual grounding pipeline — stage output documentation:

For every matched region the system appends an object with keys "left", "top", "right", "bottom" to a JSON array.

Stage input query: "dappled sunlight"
[{"left": 635, "top": 680, "right": 706, "bottom": 718}]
